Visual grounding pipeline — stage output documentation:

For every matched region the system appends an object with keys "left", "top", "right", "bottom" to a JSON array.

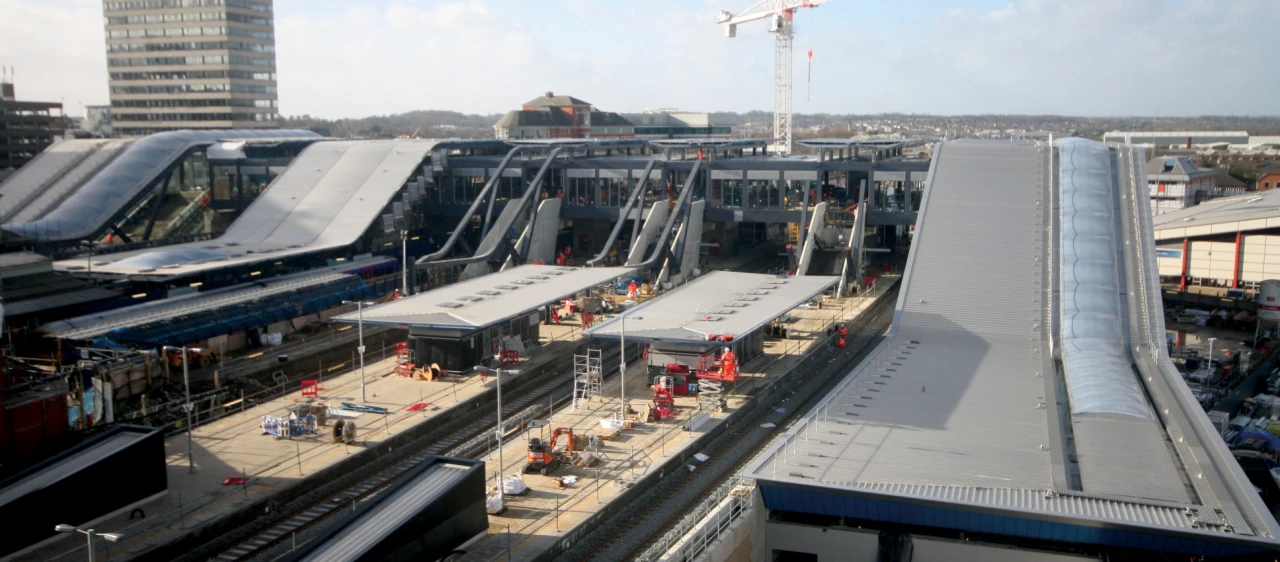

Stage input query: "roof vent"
[
  {"left": 1182, "top": 217, "right": 1195, "bottom": 222},
  {"left": 438, "top": 302, "right": 464, "bottom": 309},
  {"left": 477, "top": 290, "right": 501, "bottom": 296},
  {"left": 495, "top": 284, "right": 518, "bottom": 290},
  {"left": 724, "top": 302, "right": 748, "bottom": 308},
  {"left": 457, "top": 295, "right": 483, "bottom": 302},
  {"left": 512, "top": 279, "right": 535, "bottom": 285},
  {"left": 737, "top": 296, "right": 760, "bottom": 302}
]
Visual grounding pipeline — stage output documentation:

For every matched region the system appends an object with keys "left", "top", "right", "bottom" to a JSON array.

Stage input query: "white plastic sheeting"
[{"left": 1058, "top": 138, "right": 1153, "bottom": 419}]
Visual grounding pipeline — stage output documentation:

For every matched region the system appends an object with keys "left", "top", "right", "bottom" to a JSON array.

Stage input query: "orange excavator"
[{"left": 524, "top": 427, "right": 574, "bottom": 475}]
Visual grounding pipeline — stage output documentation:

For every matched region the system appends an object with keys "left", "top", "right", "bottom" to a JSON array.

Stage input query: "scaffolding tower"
[{"left": 572, "top": 349, "right": 603, "bottom": 411}]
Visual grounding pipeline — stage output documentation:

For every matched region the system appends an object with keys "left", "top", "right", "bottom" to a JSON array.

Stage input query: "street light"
[
  {"left": 343, "top": 300, "right": 376, "bottom": 403},
  {"left": 617, "top": 312, "right": 643, "bottom": 423},
  {"left": 161, "top": 345, "right": 200, "bottom": 474},
  {"left": 1207, "top": 337, "right": 1218, "bottom": 380},
  {"left": 401, "top": 229, "right": 410, "bottom": 297},
  {"left": 476, "top": 366, "right": 522, "bottom": 500},
  {"left": 55, "top": 524, "right": 122, "bottom": 562}
]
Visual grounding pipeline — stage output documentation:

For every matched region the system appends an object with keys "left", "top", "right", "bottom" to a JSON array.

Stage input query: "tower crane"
[{"left": 717, "top": 0, "right": 828, "bottom": 154}]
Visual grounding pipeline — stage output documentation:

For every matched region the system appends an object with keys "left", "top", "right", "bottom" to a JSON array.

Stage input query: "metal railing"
[{"left": 634, "top": 481, "right": 753, "bottom": 562}]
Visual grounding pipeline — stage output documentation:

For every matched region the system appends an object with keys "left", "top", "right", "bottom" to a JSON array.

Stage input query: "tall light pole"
[
  {"left": 618, "top": 313, "right": 643, "bottom": 423},
  {"left": 401, "top": 229, "right": 410, "bottom": 297},
  {"left": 478, "top": 366, "right": 522, "bottom": 499},
  {"left": 1207, "top": 337, "right": 1217, "bottom": 380},
  {"left": 162, "top": 345, "right": 197, "bottom": 474},
  {"left": 56, "top": 524, "right": 122, "bottom": 562},
  {"left": 344, "top": 300, "right": 375, "bottom": 403}
]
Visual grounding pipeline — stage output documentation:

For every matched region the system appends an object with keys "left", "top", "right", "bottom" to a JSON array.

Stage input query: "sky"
[{"left": 1, "top": 0, "right": 1277, "bottom": 119}]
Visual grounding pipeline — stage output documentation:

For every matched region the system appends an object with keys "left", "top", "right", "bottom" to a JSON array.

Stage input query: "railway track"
[
  {"left": 187, "top": 256, "right": 790, "bottom": 561},
  {"left": 196, "top": 345, "right": 628, "bottom": 562},
  {"left": 568, "top": 288, "right": 897, "bottom": 562}
]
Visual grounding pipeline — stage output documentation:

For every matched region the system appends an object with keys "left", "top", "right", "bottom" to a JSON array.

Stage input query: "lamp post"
[
  {"left": 617, "top": 312, "right": 642, "bottom": 423},
  {"left": 55, "top": 524, "right": 122, "bottom": 562},
  {"left": 161, "top": 345, "right": 198, "bottom": 474},
  {"left": 478, "top": 366, "right": 522, "bottom": 499},
  {"left": 1207, "top": 337, "right": 1217, "bottom": 380},
  {"left": 343, "top": 300, "right": 375, "bottom": 403},
  {"left": 401, "top": 229, "right": 410, "bottom": 297}
]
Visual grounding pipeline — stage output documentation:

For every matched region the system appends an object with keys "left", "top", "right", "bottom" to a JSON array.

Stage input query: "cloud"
[
  {"left": 0, "top": 0, "right": 107, "bottom": 114},
  {"left": 825, "top": 0, "right": 1280, "bottom": 116},
  {"left": 2, "top": 0, "right": 1277, "bottom": 119}
]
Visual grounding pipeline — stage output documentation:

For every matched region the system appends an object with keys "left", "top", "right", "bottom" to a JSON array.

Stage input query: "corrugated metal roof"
[
  {"left": 298, "top": 462, "right": 468, "bottom": 562},
  {"left": 5, "top": 130, "right": 319, "bottom": 241},
  {"left": 0, "top": 430, "right": 150, "bottom": 507},
  {"left": 895, "top": 140, "right": 1045, "bottom": 340},
  {"left": 583, "top": 271, "right": 838, "bottom": 343},
  {"left": 1073, "top": 416, "right": 1192, "bottom": 503},
  {"left": 1151, "top": 188, "right": 1280, "bottom": 239},
  {"left": 335, "top": 265, "right": 635, "bottom": 330},
  {"left": 744, "top": 139, "right": 1280, "bottom": 546},
  {"left": 40, "top": 263, "right": 377, "bottom": 341},
  {"left": 54, "top": 139, "right": 436, "bottom": 279},
  {"left": 1146, "top": 156, "right": 1215, "bottom": 181}
]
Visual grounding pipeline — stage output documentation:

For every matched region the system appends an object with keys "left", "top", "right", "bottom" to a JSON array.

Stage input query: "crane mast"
[{"left": 718, "top": 0, "right": 828, "bottom": 154}]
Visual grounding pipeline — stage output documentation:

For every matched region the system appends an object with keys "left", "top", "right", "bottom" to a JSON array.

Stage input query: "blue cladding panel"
[{"left": 757, "top": 485, "right": 1263, "bottom": 557}]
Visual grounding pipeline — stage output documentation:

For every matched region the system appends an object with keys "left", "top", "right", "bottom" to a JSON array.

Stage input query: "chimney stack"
[{"left": 545, "top": 91, "right": 554, "bottom": 98}]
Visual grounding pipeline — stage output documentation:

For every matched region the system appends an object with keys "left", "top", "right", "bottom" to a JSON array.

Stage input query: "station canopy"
[
  {"left": 584, "top": 271, "right": 838, "bottom": 343},
  {"left": 334, "top": 265, "right": 636, "bottom": 331}
]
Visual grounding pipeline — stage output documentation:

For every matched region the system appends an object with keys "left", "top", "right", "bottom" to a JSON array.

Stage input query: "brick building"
[{"left": 492, "top": 92, "right": 633, "bottom": 140}]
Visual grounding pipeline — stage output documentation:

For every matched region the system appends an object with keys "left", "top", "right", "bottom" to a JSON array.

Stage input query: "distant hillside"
[{"left": 281, "top": 110, "right": 1280, "bottom": 139}]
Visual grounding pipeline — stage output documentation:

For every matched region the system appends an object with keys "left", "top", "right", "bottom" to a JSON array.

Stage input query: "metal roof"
[
  {"left": 1147, "top": 156, "right": 1215, "bottom": 181},
  {"left": 1151, "top": 189, "right": 1280, "bottom": 240},
  {"left": 0, "top": 139, "right": 131, "bottom": 223},
  {"left": 296, "top": 461, "right": 470, "bottom": 562},
  {"left": 582, "top": 271, "right": 837, "bottom": 343},
  {"left": 0, "top": 427, "right": 154, "bottom": 507},
  {"left": 39, "top": 257, "right": 388, "bottom": 341},
  {"left": 4, "top": 129, "right": 320, "bottom": 241},
  {"left": 53, "top": 139, "right": 437, "bottom": 279},
  {"left": 335, "top": 265, "right": 636, "bottom": 331},
  {"left": 796, "top": 137, "right": 923, "bottom": 149},
  {"left": 743, "top": 139, "right": 1280, "bottom": 549}
]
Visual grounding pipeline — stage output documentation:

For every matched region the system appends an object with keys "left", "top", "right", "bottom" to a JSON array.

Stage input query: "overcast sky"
[{"left": 1, "top": 0, "right": 1276, "bottom": 119}]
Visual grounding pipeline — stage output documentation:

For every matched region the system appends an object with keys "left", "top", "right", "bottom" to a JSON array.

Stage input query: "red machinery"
[
  {"left": 499, "top": 349, "right": 520, "bottom": 366},
  {"left": 396, "top": 342, "right": 411, "bottom": 364},
  {"left": 663, "top": 363, "right": 691, "bottom": 395},
  {"left": 651, "top": 375, "right": 677, "bottom": 421},
  {"left": 524, "top": 427, "right": 575, "bottom": 475},
  {"left": 695, "top": 348, "right": 739, "bottom": 383}
]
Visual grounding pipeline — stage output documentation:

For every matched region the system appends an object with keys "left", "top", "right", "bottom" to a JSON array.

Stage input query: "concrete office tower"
[{"left": 102, "top": 0, "right": 279, "bottom": 136}]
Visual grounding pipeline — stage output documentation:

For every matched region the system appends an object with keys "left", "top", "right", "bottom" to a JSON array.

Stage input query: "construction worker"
[
  {"left": 627, "top": 280, "right": 638, "bottom": 300},
  {"left": 720, "top": 347, "right": 736, "bottom": 377}
]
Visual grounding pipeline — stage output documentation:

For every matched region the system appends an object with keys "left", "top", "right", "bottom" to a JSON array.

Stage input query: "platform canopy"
[
  {"left": 335, "top": 265, "right": 636, "bottom": 331},
  {"left": 584, "top": 271, "right": 838, "bottom": 343}
]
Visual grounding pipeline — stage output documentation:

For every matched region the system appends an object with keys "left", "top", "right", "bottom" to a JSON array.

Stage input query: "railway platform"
[
  {"left": 24, "top": 320, "right": 590, "bottom": 562},
  {"left": 456, "top": 274, "right": 899, "bottom": 562}
]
